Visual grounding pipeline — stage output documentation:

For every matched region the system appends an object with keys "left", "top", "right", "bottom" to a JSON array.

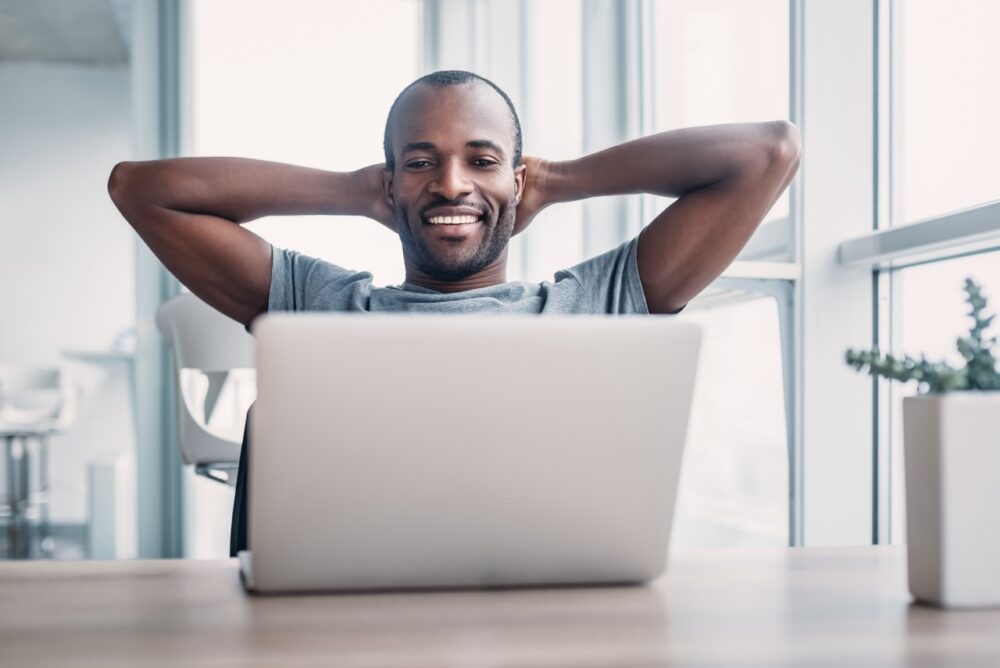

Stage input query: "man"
[{"left": 108, "top": 70, "right": 801, "bottom": 555}]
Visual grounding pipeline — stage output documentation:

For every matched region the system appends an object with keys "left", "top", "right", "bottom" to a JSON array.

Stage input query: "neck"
[{"left": 403, "top": 248, "right": 509, "bottom": 293}]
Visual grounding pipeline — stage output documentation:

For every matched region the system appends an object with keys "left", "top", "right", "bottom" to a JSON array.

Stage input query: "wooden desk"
[{"left": 1, "top": 546, "right": 998, "bottom": 666}]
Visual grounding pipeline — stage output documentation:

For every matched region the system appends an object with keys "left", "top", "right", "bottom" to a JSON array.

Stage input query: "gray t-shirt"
[{"left": 267, "top": 236, "right": 649, "bottom": 316}]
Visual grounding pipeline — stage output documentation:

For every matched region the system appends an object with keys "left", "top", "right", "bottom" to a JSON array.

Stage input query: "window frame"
[
  {"left": 837, "top": 0, "right": 1000, "bottom": 545},
  {"left": 146, "top": 0, "right": 930, "bottom": 554}
]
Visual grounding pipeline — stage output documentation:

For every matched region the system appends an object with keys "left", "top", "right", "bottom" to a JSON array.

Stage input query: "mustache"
[{"left": 417, "top": 198, "right": 489, "bottom": 219}]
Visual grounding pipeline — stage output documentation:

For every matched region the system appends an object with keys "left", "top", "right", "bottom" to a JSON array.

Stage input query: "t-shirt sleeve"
[
  {"left": 554, "top": 236, "right": 650, "bottom": 314},
  {"left": 267, "top": 245, "right": 374, "bottom": 313}
]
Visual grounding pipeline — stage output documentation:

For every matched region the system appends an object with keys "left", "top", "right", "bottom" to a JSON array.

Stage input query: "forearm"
[
  {"left": 544, "top": 121, "right": 793, "bottom": 203},
  {"left": 108, "top": 157, "right": 380, "bottom": 224}
]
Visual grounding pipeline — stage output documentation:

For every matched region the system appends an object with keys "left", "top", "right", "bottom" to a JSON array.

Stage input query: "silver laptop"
[{"left": 240, "top": 313, "right": 701, "bottom": 593}]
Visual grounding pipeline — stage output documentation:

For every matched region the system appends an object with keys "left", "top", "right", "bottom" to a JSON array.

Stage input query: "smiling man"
[
  {"left": 383, "top": 73, "right": 527, "bottom": 290},
  {"left": 108, "top": 70, "right": 801, "bottom": 554}
]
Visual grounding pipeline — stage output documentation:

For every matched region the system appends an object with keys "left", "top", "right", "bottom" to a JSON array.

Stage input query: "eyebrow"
[
  {"left": 401, "top": 140, "right": 507, "bottom": 157},
  {"left": 465, "top": 139, "right": 506, "bottom": 156}
]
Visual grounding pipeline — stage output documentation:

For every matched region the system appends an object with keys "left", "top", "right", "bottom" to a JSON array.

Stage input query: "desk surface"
[{"left": 1, "top": 546, "right": 998, "bottom": 667}]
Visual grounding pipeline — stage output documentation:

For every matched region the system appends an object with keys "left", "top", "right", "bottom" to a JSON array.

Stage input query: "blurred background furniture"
[
  {"left": 0, "top": 366, "right": 76, "bottom": 559},
  {"left": 61, "top": 349, "right": 137, "bottom": 560},
  {"left": 155, "top": 293, "right": 256, "bottom": 487}
]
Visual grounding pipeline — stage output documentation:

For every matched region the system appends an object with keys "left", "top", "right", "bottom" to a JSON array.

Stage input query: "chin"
[
  {"left": 398, "top": 206, "right": 514, "bottom": 280},
  {"left": 420, "top": 257, "right": 486, "bottom": 281}
]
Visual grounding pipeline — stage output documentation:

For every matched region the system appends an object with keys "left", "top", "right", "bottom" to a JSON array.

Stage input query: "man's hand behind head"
[
  {"left": 512, "top": 156, "right": 553, "bottom": 237},
  {"left": 359, "top": 163, "right": 397, "bottom": 232}
]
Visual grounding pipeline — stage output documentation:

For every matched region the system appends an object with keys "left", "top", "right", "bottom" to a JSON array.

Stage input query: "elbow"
[
  {"left": 108, "top": 161, "right": 156, "bottom": 226},
  {"left": 107, "top": 161, "right": 136, "bottom": 208},
  {"left": 765, "top": 120, "right": 802, "bottom": 168}
]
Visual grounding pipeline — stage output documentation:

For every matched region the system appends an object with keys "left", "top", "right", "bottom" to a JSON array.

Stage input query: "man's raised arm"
[
  {"left": 527, "top": 122, "right": 801, "bottom": 314},
  {"left": 108, "top": 158, "right": 393, "bottom": 327}
]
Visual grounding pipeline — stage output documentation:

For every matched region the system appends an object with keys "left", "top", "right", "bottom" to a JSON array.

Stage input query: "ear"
[
  {"left": 513, "top": 163, "right": 527, "bottom": 205},
  {"left": 381, "top": 166, "right": 395, "bottom": 208}
]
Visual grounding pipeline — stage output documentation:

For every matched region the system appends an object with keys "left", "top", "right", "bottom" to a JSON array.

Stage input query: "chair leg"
[
  {"left": 710, "top": 276, "right": 801, "bottom": 546},
  {"left": 39, "top": 434, "right": 53, "bottom": 558},
  {"left": 4, "top": 436, "right": 14, "bottom": 558},
  {"left": 16, "top": 436, "right": 30, "bottom": 558},
  {"left": 4, "top": 436, "right": 30, "bottom": 559}
]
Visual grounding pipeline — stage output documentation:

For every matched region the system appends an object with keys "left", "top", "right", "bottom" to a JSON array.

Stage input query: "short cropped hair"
[{"left": 382, "top": 70, "right": 523, "bottom": 172}]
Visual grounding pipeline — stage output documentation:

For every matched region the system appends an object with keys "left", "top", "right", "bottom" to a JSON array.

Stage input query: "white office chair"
[
  {"left": 0, "top": 365, "right": 76, "bottom": 558},
  {"left": 155, "top": 293, "right": 256, "bottom": 487}
]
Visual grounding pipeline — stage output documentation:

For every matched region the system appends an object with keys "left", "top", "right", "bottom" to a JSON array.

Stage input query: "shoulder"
[
  {"left": 554, "top": 237, "right": 649, "bottom": 314},
  {"left": 270, "top": 246, "right": 374, "bottom": 312}
]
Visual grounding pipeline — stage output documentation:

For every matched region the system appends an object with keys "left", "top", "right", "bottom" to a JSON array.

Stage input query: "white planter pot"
[{"left": 903, "top": 392, "right": 1000, "bottom": 608}]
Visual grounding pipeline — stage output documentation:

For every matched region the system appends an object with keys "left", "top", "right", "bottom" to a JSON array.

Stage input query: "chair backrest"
[
  {"left": 156, "top": 293, "right": 255, "bottom": 468},
  {"left": 156, "top": 294, "right": 255, "bottom": 371}
]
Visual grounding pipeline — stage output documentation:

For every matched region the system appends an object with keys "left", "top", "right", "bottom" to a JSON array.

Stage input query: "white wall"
[{"left": 0, "top": 61, "right": 134, "bottom": 525}]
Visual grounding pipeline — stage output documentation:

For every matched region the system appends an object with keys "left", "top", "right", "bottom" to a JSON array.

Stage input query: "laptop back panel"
[{"left": 249, "top": 314, "right": 700, "bottom": 592}]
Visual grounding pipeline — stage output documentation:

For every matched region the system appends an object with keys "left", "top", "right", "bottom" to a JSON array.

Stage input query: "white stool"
[{"left": 0, "top": 367, "right": 74, "bottom": 559}]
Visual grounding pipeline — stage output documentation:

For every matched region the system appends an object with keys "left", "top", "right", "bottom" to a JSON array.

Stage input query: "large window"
[
  {"left": 672, "top": 297, "right": 789, "bottom": 549},
  {"left": 29, "top": 0, "right": 988, "bottom": 559},
  {"left": 653, "top": 0, "right": 791, "bottom": 235},
  {"left": 516, "top": 0, "right": 585, "bottom": 284},
  {"left": 182, "top": 0, "right": 799, "bottom": 553},
  {"left": 862, "top": 0, "right": 1000, "bottom": 543},
  {"left": 189, "top": 0, "right": 421, "bottom": 287},
  {"left": 893, "top": 0, "right": 1000, "bottom": 225},
  {"left": 652, "top": 0, "right": 793, "bottom": 548},
  {"left": 185, "top": 0, "right": 421, "bottom": 557}
]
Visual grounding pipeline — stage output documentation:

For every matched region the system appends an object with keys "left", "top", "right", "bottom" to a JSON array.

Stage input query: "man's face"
[{"left": 384, "top": 82, "right": 525, "bottom": 281}]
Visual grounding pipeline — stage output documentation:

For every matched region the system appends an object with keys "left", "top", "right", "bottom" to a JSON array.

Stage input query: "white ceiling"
[{"left": 0, "top": 0, "right": 130, "bottom": 65}]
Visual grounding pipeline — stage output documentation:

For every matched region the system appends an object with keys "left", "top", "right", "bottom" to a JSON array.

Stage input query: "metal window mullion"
[
  {"left": 884, "top": 0, "right": 901, "bottom": 546},
  {"left": 423, "top": 0, "right": 476, "bottom": 71},
  {"left": 786, "top": 0, "right": 806, "bottom": 547},
  {"left": 621, "top": 0, "right": 649, "bottom": 240},
  {"left": 419, "top": 0, "right": 439, "bottom": 73},
  {"left": 580, "top": 0, "right": 631, "bottom": 257},
  {"left": 872, "top": 0, "right": 894, "bottom": 546},
  {"left": 132, "top": 0, "right": 184, "bottom": 558},
  {"left": 635, "top": 0, "right": 657, "bottom": 233}
]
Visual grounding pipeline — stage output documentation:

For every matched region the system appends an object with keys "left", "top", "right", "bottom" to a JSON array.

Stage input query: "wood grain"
[{"left": 1, "top": 546, "right": 998, "bottom": 667}]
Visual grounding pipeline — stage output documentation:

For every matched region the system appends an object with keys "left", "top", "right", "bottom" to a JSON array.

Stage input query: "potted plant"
[{"left": 846, "top": 278, "right": 1000, "bottom": 608}]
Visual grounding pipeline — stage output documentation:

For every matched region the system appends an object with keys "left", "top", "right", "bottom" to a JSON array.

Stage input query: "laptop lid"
[{"left": 248, "top": 314, "right": 701, "bottom": 593}]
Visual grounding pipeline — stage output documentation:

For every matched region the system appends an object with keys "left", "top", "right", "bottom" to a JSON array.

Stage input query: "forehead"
[{"left": 391, "top": 82, "right": 515, "bottom": 157}]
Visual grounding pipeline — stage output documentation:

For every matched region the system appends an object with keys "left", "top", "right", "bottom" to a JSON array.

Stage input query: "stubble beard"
[{"left": 396, "top": 200, "right": 516, "bottom": 282}]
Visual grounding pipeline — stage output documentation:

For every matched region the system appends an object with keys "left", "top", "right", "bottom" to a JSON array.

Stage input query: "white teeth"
[{"left": 427, "top": 215, "right": 480, "bottom": 225}]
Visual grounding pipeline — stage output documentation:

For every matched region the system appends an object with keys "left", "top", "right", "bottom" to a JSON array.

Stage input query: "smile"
[{"left": 425, "top": 215, "right": 481, "bottom": 225}]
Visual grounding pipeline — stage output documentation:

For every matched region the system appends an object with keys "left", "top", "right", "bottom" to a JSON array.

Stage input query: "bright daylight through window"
[{"left": 653, "top": 0, "right": 792, "bottom": 548}]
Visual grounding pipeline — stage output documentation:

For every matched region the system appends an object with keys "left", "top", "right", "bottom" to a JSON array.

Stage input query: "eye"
[
  {"left": 472, "top": 158, "right": 499, "bottom": 168},
  {"left": 405, "top": 160, "right": 433, "bottom": 169}
]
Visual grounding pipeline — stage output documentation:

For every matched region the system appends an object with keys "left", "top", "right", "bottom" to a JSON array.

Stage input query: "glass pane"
[
  {"left": 651, "top": 1, "right": 791, "bottom": 547},
  {"left": 652, "top": 0, "right": 791, "bottom": 232},
  {"left": 518, "top": 0, "right": 585, "bottom": 284},
  {"left": 189, "top": 0, "right": 421, "bottom": 286},
  {"left": 186, "top": 0, "right": 420, "bottom": 557},
  {"left": 672, "top": 297, "right": 789, "bottom": 549},
  {"left": 893, "top": 0, "right": 1000, "bottom": 224},
  {"left": 889, "top": 251, "right": 1000, "bottom": 542}
]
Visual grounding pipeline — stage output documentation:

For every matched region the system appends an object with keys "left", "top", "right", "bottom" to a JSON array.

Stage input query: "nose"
[{"left": 428, "top": 158, "right": 474, "bottom": 201}]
